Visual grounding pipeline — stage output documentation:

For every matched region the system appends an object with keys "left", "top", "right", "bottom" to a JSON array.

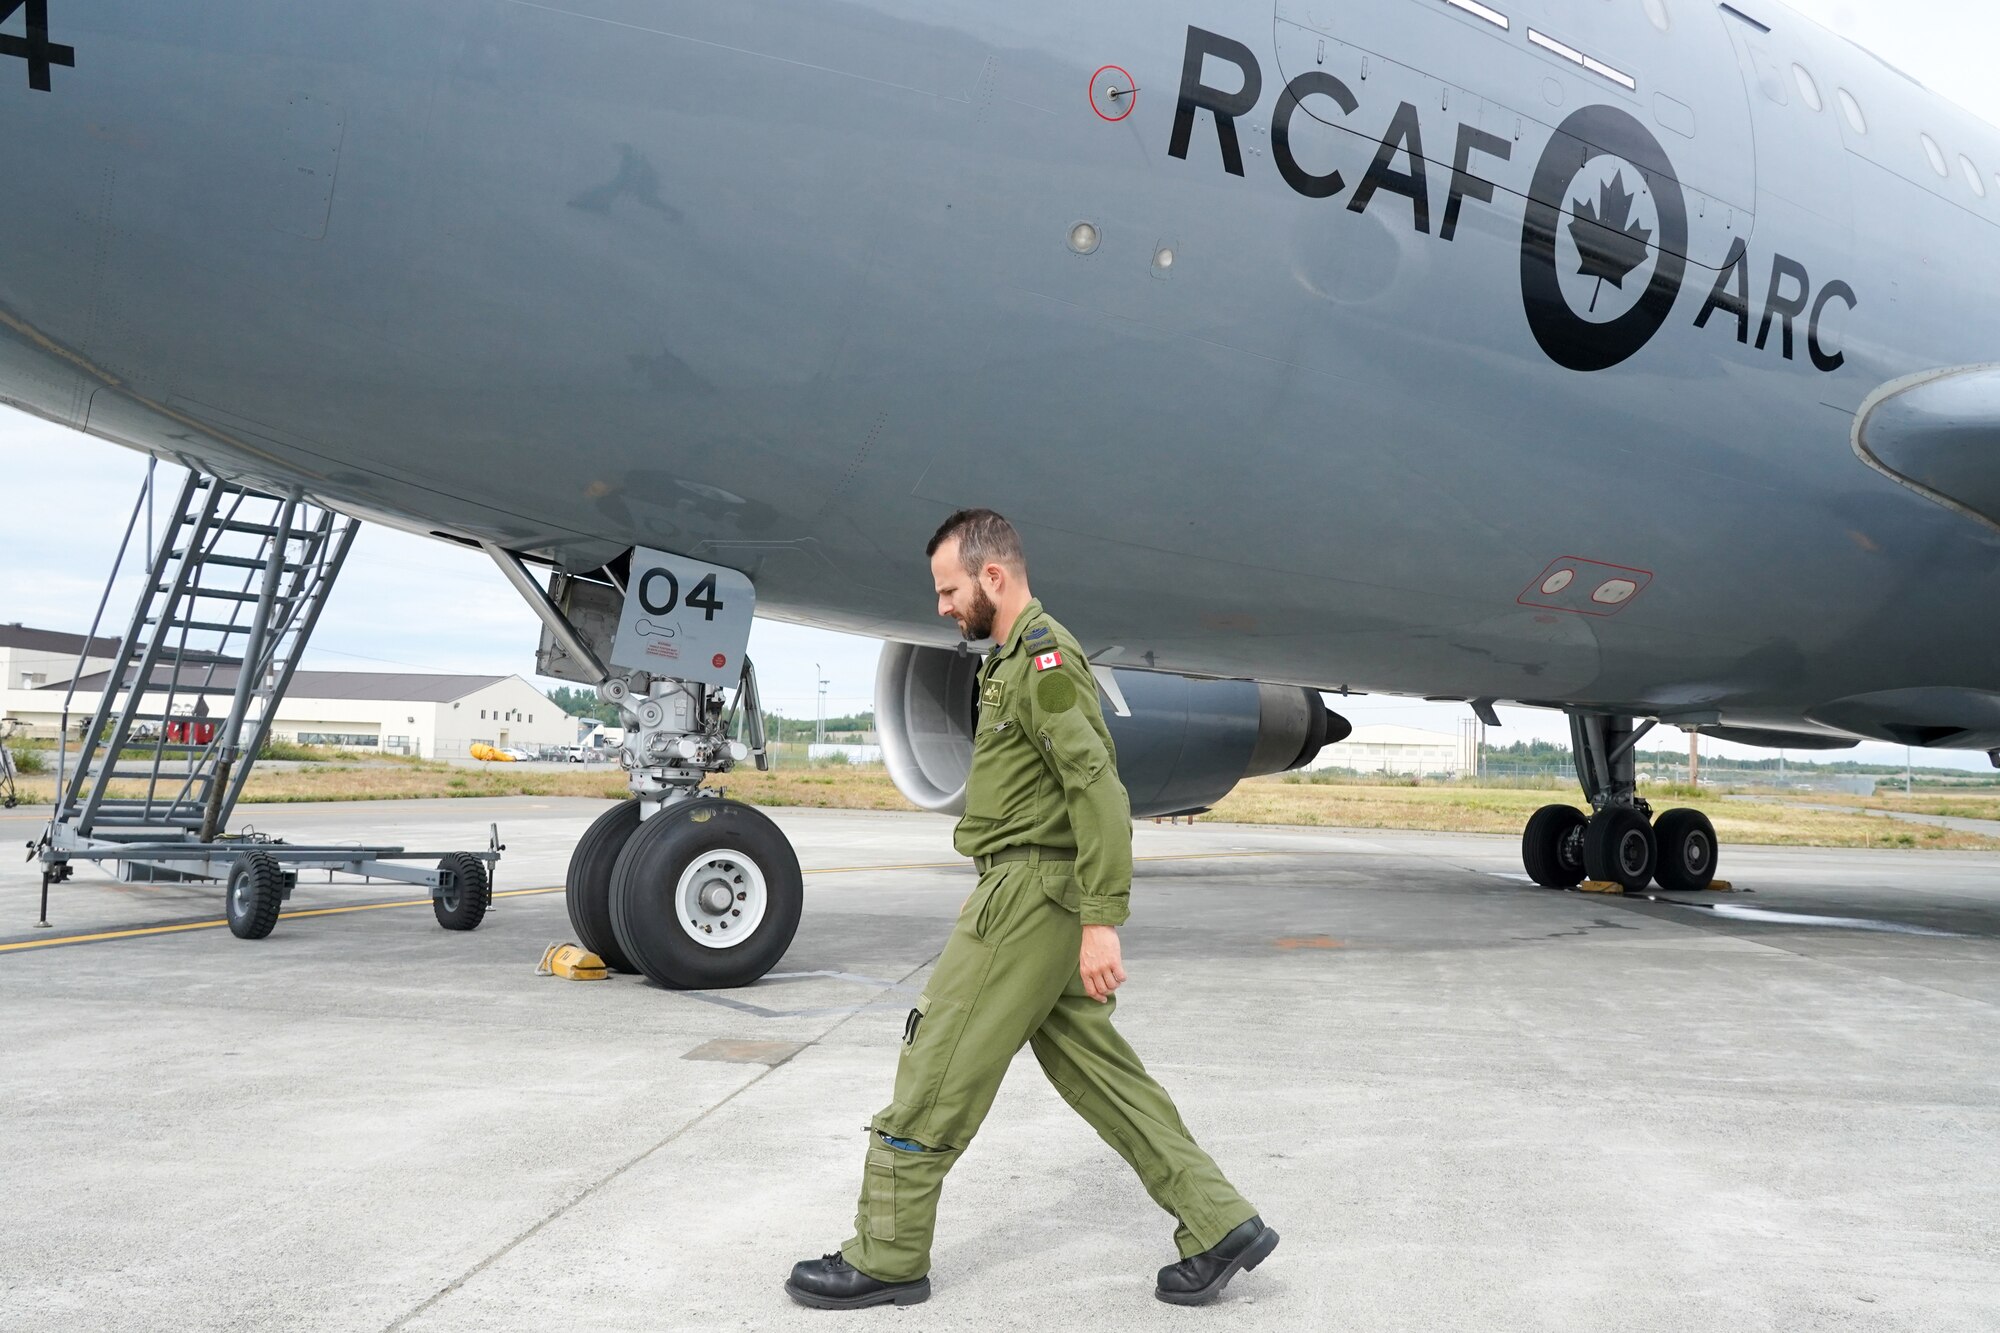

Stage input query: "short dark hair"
[{"left": 926, "top": 507, "right": 1026, "bottom": 577}]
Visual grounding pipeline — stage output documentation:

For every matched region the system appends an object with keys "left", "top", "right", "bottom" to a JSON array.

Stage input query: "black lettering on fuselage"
[
  {"left": 1169, "top": 27, "right": 1264, "bottom": 178},
  {"left": 1694, "top": 236, "right": 1752, "bottom": 343},
  {"left": 1756, "top": 253, "right": 1812, "bottom": 359},
  {"left": 1347, "top": 101, "right": 1431, "bottom": 233},
  {"left": 0, "top": 0, "right": 76, "bottom": 92},
  {"left": 1441, "top": 123, "right": 1512, "bottom": 242},
  {"left": 1809, "top": 280, "right": 1858, "bottom": 372},
  {"left": 1161, "top": 28, "right": 1863, "bottom": 375},
  {"left": 1272, "top": 72, "right": 1359, "bottom": 199},
  {"left": 1696, "top": 241, "right": 1855, "bottom": 374}
]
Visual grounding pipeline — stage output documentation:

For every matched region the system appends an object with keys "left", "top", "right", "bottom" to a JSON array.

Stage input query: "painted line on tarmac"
[
  {"left": 0, "top": 886, "right": 569, "bottom": 953},
  {"left": 0, "top": 849, "right": 1288, "bottom": 956}
]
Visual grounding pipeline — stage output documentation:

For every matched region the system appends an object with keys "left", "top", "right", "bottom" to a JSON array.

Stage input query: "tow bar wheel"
[
  {"left": 434, "top": 851, "right": 491, "bottom": 931},
  {"left": 226, "top": 853, "right": 287, "bottom": 940}
]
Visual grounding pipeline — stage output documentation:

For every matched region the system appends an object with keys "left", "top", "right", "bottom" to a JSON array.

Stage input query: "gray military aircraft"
[{"left": 5, "top": 0, "right": 1998, "bottom": 987}]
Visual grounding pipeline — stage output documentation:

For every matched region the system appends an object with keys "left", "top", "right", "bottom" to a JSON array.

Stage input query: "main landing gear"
[
  {"left": 489, "top": 549, "right": 802, "bottom": 990},
  {"left": 1520, "top": 714, "right": 1718, "bottom": 893}
]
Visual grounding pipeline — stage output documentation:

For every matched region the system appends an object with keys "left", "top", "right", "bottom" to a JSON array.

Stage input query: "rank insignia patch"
[{"left": 1033, "top": 650, "right": 1063, "bottom": 672}]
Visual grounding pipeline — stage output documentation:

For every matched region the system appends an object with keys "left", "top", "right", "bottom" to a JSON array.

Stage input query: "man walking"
[{"left": 786, "top": 508, "right": 1277, "bottom": 1310}]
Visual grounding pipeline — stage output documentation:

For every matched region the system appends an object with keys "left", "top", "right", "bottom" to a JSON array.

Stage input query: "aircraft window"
[
  {"left": 1921, "top": 133, "right": 1948, "bottom": 177},
  {"left": 1528, "top": 28, "right": 1638, "bottom": 90},
  {"left": 1962, "top": 155, "right": 1987, "bottom": 197},
  {"left": 1445, "top": 0, "right": 1510, "bottom": 30},
  {"left": 1642, "top": 0, "right": 1670, "bottom": 32},
  {"left": 1837, "top": 87, "right": 1866, "bottom": 134},
  {"left": 1792, "top": 64, "right": 1822, "bottom": 112}
]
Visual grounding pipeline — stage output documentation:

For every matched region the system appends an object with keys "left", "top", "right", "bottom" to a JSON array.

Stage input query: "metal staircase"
[
  {"left": 33, "top": 466, "right": 502, "bottom": 937},
  {"left": 55, "top": 473, "right": 357, "bottom": 846}
]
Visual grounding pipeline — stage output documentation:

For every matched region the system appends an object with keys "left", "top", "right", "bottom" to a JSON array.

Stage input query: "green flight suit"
[{"left": 840, "top": 599, "right": 1257, "bottom": 1282}]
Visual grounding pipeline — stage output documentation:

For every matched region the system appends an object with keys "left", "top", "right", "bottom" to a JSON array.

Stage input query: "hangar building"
[{"left": 1306, "top": 723, "right": 1472, "bottom": 778}]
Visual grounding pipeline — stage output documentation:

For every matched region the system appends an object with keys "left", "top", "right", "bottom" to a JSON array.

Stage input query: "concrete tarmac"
[{"left": 1, "top": 797, "right": 1996, "bottom": 1332}]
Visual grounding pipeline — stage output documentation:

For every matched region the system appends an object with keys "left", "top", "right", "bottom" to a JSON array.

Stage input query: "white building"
[
  {"left": 578, "top": 722, "right": 626, "bottom": 752},
  {"left": 1306, "top": 724, "right": 1471, "bottom": 778},
  {"left": 0, "top": 623, "right": 118, "bottom": 692},
  {"left": 0, "top": 627, "right": 574, "bottom": 759}
]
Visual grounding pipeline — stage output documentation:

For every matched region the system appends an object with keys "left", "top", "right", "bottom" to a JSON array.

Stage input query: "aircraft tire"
[
  {"left": 1651, "top": 808, "right": 1717, "bottom": 892},
  {"left": 566, "top": 800, "right": 644, "bottom": 972},
  {"left": 1583, "top": 806, "right": 1657, "bottom": 891},
  {"left": 607, "top": 798, "right": 803, "bottom": 990},
  {"left": 434, "top": 852, "right": 491, "bottom": 931},
  {"left": 1521, "top": 804, "right": 1588, "bottom": 887},
  {"left": 226, "top": 853, "right": 285, "bottom": 940}
]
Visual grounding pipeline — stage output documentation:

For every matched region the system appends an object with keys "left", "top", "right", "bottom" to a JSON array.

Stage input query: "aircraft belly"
[{"left": 5, "top": 1, "right": 2000, "bottom": 735}]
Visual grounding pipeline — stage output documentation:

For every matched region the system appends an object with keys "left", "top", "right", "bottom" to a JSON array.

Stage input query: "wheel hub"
[
  {"left": 676, "top": 849, "right": 768, "bottom": 949},
  {"left": 697, "top": 880, "right": 735, "bottom": 915},
  {"left": 1559, "top": 826, "right": 1586, "bottom": 869}
]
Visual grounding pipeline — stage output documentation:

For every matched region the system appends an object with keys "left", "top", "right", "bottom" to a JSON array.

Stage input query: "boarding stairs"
[
  {"left": 54, "top": 472, "right": 357, "bottom": 847},
  {"left": 34, "top": 467, "right": 500, "bottom": 934}
]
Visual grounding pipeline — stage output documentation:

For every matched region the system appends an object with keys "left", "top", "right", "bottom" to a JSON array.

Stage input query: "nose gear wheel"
[{"left": 677, "top": 849, "right": 769, "bottom": 948}]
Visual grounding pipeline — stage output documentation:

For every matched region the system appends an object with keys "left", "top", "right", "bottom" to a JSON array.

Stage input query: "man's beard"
[{"left": 957, "top": 585, "right": 997, "bottom": 642}]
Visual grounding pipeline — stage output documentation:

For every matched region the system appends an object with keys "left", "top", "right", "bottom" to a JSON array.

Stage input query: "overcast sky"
[{"left": 2, "top": 1, "right": 1991, "bottom": 767}]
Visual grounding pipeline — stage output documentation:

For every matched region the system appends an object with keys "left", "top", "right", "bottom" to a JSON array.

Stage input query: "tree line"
[{"left": 540, "top": 685, "right": 874, "bottom": 743}]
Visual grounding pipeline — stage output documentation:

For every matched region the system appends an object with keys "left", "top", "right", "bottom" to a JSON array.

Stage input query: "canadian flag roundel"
[{"left": 1033, "top": 650, "right": 1063, "bottom": 672}]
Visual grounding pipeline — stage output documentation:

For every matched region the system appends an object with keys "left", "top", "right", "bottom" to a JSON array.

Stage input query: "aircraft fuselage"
[{"left": 3, "top": 0, "right": 1999, "bottom": 746}]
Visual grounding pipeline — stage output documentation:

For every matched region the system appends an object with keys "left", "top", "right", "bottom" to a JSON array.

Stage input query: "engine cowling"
[{"left": 876, "top": 643, "right": 1348, "bottom": 818}]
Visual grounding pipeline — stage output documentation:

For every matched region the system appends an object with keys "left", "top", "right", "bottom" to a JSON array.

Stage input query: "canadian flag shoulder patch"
[{"left": 1033, "top": 650, "right": 1064, "bottom": 672}]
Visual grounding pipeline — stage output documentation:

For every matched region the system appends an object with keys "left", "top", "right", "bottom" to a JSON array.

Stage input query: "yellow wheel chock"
[{"left": 537, "top": 941, "right": 608, "bottom": 980}]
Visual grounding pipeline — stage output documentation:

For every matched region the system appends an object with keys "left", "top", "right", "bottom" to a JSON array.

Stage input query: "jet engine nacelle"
[{"left": 876, "top": 643, "right": 1348, "bottom": 818}]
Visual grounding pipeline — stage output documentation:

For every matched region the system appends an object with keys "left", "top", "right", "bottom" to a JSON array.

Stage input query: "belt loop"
[{"left": 1028, "top": 845, "right": 1041, "bottom": 869}]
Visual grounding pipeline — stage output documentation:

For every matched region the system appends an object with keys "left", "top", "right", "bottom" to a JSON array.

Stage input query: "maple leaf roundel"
[{"left": 1520, "top": 105, "right": 1690, "bottom": 373}]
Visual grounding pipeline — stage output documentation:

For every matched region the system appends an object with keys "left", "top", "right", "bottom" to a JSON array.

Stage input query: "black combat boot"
[
  {"left": 785, "top": 1252, "right": 932, "bottom": 1309},
  {"left": 1154, "top": 1216, "right": 1280, "bottom": 1306}
]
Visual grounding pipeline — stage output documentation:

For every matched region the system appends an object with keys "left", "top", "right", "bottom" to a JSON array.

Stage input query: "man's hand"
[{"left": 1079, "top": 924, "right": 1127, "bottom": 1002}]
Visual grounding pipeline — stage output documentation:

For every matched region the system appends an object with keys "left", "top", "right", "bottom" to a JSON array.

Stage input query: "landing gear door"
[{"left": 611, "top": 548, "right": 757, "bottom": 687}]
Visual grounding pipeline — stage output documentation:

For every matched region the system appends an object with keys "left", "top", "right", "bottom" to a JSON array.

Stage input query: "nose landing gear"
[
  {"left": 1520, "top": 714, "right": 1719, "bottom": 893},
  {"left": 490, "top": 548, "right": 798, "bottom": 990}
]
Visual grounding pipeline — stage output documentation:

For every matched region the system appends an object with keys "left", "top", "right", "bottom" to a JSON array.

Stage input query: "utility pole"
[
  {"left": 1906, "top": 745, "right": 1913, "bottom": 796},
  {"left": 1688, "top": 730, "right": 1700, "bottom": 789},
  {"left": 815, "top": 664, "right": 829, "bottom": 746}
]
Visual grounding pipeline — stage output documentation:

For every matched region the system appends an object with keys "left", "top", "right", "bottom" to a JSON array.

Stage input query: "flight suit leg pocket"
[
  {"left": 863, "top": 1144, "right": 898, "bottom": 1241},
  {"left": 1037, "top": 869, "right": 1081, "bottom": 914}
]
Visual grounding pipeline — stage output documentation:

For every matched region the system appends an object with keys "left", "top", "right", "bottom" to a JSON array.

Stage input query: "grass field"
[
  {"left": 1795, "top": 789, "right": 2000, "bottom": 821},
  {"left": 7, "top": 760, "right": 916, "bottom": 811},
  {"left": 1212, "top": 779, "right": 2000, "bottom": 849},
  {"left": 12, "top": 761, "right": 1999, "bottom": 849}
]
